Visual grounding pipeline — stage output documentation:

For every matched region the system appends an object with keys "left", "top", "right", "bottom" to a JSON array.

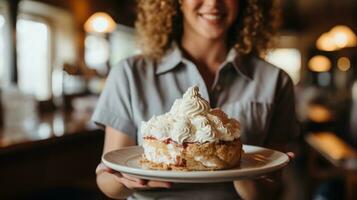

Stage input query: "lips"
[
  {"left": 199, "top": 13, "right": 223, "bottom": 20},
  {"left": 198, "top": 11, "right": 226, "bottom": 22}
]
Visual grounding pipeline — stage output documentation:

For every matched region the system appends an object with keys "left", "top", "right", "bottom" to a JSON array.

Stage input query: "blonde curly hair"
[{"left": 135, "top": 0, "right": 281, "bottom": 60}]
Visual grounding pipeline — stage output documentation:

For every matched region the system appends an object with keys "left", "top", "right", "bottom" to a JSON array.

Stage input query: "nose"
[
  {"left": 206, "top": 0, "right": 219, "bottom": 6},
  {"left": 205, "top": 0, "right": 222, "bottom": 8}
]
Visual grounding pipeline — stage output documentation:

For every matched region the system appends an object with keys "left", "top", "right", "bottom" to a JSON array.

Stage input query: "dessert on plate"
[{"left": 140, "top": 86, "right": 242, "bottom": 171}]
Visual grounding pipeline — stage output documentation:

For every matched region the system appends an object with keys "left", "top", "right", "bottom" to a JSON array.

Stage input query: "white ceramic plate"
[{"left": 102, "top": 145, "right": 289, "bottom": 183}]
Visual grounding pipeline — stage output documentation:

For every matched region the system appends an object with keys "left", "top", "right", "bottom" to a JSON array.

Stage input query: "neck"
[
  {"left": 181, "top": 32, "right": 228, "bottom": 73},
  {"left": 180, "top": 29, "right": 229, "bottom": 89}
]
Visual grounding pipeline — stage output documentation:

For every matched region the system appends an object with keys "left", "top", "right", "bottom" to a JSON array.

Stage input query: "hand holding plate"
[{"left": 96, "top": 162, "right": 172, "bottom": 189}]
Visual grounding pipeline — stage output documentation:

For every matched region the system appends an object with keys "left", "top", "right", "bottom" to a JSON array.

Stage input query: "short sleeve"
[
  {"left": 91, "top": 60, "right": 136, "bottom": 139},
  {"left": 265, "top": 70, "right": 300, "bottom": 145}
]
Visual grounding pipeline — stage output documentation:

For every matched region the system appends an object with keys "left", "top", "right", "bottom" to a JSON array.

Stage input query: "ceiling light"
[
  {"left": 316, "top": 25, "right": 357, "bottom": 51},
  {"left": 308, "top": 55, "right": 331, "bottom": 72},
  {"left": 337, "top": 57, "right": 351, "bottom": 72},
  {"left": 84, "top": 12, "right": 116, "bottom": 34}
]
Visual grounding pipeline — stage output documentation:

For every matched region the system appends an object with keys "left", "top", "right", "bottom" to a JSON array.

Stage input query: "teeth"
[{"left": 200, "top": 14, "right": 222, "bottom": 20}]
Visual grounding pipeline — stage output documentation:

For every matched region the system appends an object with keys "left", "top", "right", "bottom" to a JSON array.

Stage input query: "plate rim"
[{"left": 102, "top": 145, "right": 290, "bottom": 180}]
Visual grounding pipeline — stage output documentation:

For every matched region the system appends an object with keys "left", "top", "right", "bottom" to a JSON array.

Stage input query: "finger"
[
  {"left": 147, "top": 181, "right": 172, "bottom": 188},
  {"left": 257, "top": 175, "right": 275, "bottom": 183},
  {"left": 122, "top": 173, "right": 148, "bottom": 185},
  {"left": 112, "top": 172, "right": 123, "bottom": 179},
  {"left": 286, "top": 152, "right": 295, "bottom": 160},
  {"left": 96, "top": 163, "right": 115, "bottom": 175},
  {"left": 117, "top": 177, "right": 148, "bottom": 189}
]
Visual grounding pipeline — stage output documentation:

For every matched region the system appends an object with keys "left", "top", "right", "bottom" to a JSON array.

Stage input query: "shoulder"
[
  {"left": 110, "top": 54, "right": 155, "bottom": 76},
  {"left": 250, "top": 56, "right": 283, "bottom": 76},
  {"left": 249, "top": 56, "right": 292, "bottom": 86}
]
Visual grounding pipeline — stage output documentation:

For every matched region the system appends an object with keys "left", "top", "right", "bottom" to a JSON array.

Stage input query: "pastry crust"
[{"left": 141, "top": 138, "right": 242, "bottom": 171}]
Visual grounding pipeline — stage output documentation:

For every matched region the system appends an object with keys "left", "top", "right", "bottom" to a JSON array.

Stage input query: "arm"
[
  {"left": 96, "top": 126, "right": 136, "bottom": 199},
  {"left": 233, "top": 146, "right": 294, "bottom": 200},
  {"left": 234, "top": 152, "right": 295, "bottom": 200},
  {"left": 233, "top": 152, "right": 294, "bottom": 200},
  {"left": 233, "top": 162, "right": 284, "bottom": 200},
  {"left": 96, "top": 127, "right": 171, "bottom": 199}
]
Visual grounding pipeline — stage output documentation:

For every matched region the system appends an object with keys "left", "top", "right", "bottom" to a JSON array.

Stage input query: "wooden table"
[
  {"left": 305, "top": 132, "right": 357, "bottom": 200},
  {"left": 0, "top": 110, "right": 106, "bottom": 199}
]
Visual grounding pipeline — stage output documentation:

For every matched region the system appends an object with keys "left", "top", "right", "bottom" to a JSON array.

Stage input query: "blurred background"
[{"left": 0, "top": 0, "right": 356, "bottom": 199}]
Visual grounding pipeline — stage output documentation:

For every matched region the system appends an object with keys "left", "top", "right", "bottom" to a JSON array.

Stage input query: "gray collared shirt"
[{"left": 92, "top": 44, "right": 299, "bottom": 200}]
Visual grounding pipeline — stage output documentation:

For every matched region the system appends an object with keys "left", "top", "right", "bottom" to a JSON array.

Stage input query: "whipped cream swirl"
[
  {"left": 180, "top": 86, "right": 210, "bottom": 117},
  {"left": 141, "top": 86, "right": 240, "bottom": 144}
]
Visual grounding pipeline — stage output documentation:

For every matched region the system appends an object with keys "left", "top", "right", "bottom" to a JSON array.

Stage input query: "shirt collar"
[
  {"left": 225, "top": 48, "right": 253, "bottom": 80},
  {"left": 155, "top": 42, "right": 253, "bottom": 81},
  {"left": 155, "top": 42, "right": 183, "bottom": 75}
]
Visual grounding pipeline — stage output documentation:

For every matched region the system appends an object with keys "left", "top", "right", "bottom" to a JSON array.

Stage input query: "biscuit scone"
[{"left": 140, "top": 86, "right": 242, "bottom": 171}]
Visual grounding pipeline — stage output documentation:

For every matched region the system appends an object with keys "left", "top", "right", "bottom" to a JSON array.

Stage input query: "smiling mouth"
[{"left": 198, "top": 13, "right": 225, "bottom": 21}]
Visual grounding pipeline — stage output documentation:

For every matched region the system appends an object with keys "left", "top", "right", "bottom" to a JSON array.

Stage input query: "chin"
[
  {"left": 197, "top": 26, "right": 227, "bottom": 40},
  {"left": 201, "top": 32, "right": 226, "bottom": 40}
]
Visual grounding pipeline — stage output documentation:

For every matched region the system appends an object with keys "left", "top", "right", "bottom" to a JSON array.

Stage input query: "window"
[
  {"left": 84, "top": 24, "right": 140, "bottom": 76},
  {"left": 0, "top": 14, "right": 5, "bottom": 84},
  {"left": 85, "top": 34, "right": 110, "bottom": 74},
  {"left": 16, "top": 18, "right": 51, "bottom": 101},
  {"left": 110, "top": 24, "right": 140, "bottom": 66}
]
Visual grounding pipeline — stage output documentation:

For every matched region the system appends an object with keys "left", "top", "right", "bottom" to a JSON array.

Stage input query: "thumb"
[
  {"left": 286, "top": 152, "right": 295, "bottom": 160},
  {"left": 96, "top": 162, "right": 115, "bottom": 175}
]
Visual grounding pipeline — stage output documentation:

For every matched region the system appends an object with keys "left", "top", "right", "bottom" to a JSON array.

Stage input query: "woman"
[{"left": 92, "top": 0, "right": 299, "bottom": 199}]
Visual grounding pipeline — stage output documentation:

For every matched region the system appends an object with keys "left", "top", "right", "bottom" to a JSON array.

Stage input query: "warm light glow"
[
  {"left": 316, "top": 33, "right": 337, "bottom": 51},
  {"left": 308, "top": 55, "right": 331, "bottom": 72},
  {"left": 333, "top": 32, "right": 348, "bottom": 48},
  {"left": 308, "top": 104, "right": 333, "bottom": 123},
  {"left": 307, "top": 132, "right": 357, "bottom": 161},
  {"left": 84, "top": 12, "right": 116, "bottom": 33},
  {"left": 337, "top": 57, "right": 351, "bottom": 72},
  {"left": 316, "top": 25, "right": 357, "bottom": 51},
  {"left": 330, "top": 26, "right": 357, "bottom": 48}
]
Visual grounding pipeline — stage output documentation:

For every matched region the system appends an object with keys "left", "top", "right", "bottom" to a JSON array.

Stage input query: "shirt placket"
[
  {"left": 209, "top": 63, "right": 230, "bottom": 108},
  {"left": 183, "top": 60, "right": 211, "bottom": 103}
]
